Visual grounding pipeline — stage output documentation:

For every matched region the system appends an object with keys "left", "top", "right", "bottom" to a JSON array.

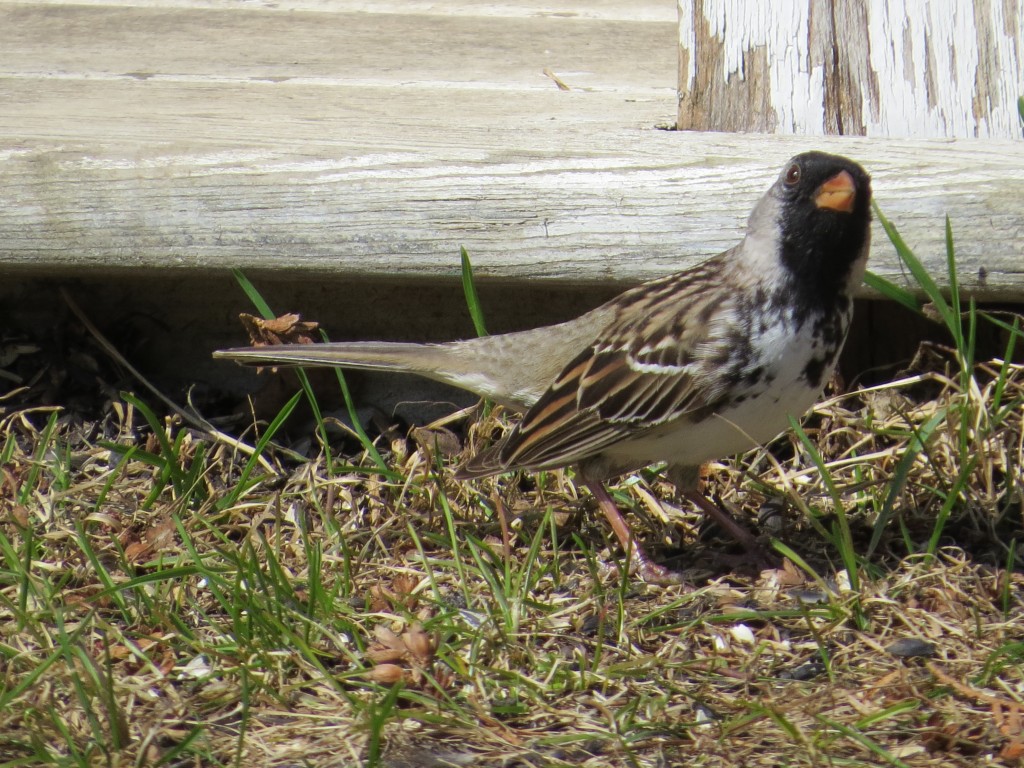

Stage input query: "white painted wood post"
[{"left": 678, "top": 0, "right": 1024, "bottom": 138}]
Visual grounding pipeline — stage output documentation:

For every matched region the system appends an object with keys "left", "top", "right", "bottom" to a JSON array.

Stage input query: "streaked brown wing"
[
  {"left": 460, "top": 263, "right": 733, "bottom": 476},
  {"left": 492, "top": 347, "right": 643, "bottom": 469}
]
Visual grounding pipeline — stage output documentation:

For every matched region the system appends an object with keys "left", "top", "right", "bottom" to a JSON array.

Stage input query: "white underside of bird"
[{"left": 596, "top": 308, "right": 847, "bottom": 472}]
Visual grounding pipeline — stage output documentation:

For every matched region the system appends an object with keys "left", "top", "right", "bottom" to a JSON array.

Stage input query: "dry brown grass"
[{"left": 1, "top": 319, "right": 1023, "bottom": 767}]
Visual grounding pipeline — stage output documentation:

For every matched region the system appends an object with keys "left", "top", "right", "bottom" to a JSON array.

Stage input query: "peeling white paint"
[{"left": 679, "top": 0, "right": 1024, "bottom": 138}]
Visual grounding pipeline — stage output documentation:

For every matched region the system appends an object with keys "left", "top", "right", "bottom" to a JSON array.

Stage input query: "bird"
[{"left": 215, "top": 151, "right": 872, "bottom": 585}]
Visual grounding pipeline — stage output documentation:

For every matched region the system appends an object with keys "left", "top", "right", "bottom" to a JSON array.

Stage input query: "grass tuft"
[{"left": 0, "top": 230, "right": 1021, "bottom": 765}]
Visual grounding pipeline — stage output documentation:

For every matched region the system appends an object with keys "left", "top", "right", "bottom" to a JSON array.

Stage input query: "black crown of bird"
[{"left": 215, "top": 151, "right": 872, "bottom": 585}]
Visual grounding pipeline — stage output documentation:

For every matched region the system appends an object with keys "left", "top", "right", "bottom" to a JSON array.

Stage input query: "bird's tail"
[
  {"left": 214, "top": 341, "right": 447, "bottom": 376},
  {"left": 214, "top": 340, "right": 533, "bottom": 408},
  {"left": 215, "top": 307, "right": 611, "bottom": 411}
]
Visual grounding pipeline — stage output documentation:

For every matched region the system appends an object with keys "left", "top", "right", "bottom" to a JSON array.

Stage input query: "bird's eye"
[{"left": 784, "top": 163, "right": 801, "bottom": 186}]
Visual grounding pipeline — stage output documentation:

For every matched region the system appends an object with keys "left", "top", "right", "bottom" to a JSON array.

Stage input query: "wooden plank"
[
  {"left": 1, "top": 2, "right": 672, "bottom": 91},
  {"left": 18, "top": 0, "right": 675, "bottom": 20},
  {"left": 678, "top": 0, "right": 1024, "bottom": 138},
  {"left": 4, "top": 93, "right": 1023, "bottom": 298},
  {"left": 1, "top": 1, "right": 1023, "bottom": 301}
]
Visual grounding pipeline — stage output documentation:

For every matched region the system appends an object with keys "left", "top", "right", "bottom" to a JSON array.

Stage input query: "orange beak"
[{"left": 814, "top": 170, "right": 857, "bottom": 213}]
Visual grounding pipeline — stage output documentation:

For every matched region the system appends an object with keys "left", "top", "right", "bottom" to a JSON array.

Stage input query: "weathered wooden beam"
[
  {"left": 2, "top": 1, "right": 1022, "bottom": 301},
  {"left": 5, "top": 121, "right": 1023, "bottom": 299}
]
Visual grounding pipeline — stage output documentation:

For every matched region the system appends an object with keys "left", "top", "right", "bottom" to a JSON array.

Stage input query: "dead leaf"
[
  {"left": 125, "top": 519, "right": 178, "bottom": 564},
  {"left": 364, "top": 621, "right": 440, "bottom": 688},
  {"left": 999, "top": 740, "right": 1024, "bottom": 761},
  {"left": 366, "top": 645, "right": 407, "bottom": 664},
  {"left": 777, "top": 558, "right": 806, "bottom": 587},
  {"left": 410, "top": 425, "right": 462, "bottom": 459},
  {"left": 9, "top": 504, "right": 29, "bottom": 528},
  {"left": 401, "top": 623, "right": 437, "bottom": 666},
  {"left": 239, "top": 313, "right": 319, "bottom": 347},
  {"left": 369, "top": 575, "right": 422, "bottom": 612},
  {"left": 366, "top": 664, "right": 407, "bottom": 684}
]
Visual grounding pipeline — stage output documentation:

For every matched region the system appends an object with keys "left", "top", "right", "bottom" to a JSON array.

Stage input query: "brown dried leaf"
[
  {"left": 365, "top": 664, "right": 406, "bottom": 684},
  {"left": 392, "top": 574, "right": 419, "bottom": 597},
  {"left": 9, "top": 504, "right": 29, "bottom": 528},
  {"left": 993, "top": 700, "right": 1024, "bottom": 742},
  {"left": 123, "top": 540, "right": 151, "bottom": 563},
  {"left": 369, "top": 576, "right": 421, "bottom": 613},
  {"left": 401, "top": 622, "right": 436, "bottom": 665},
  {"left": 366, "top": 646, "right": 407, "bottom": 664},
  {"left": 999, "top": 740, "right": 1024, "bottom": 761},
  {"left": 105, "top": 644, "right": 133, "bottom": 660},
  {"left": 777, "top": 558, "right": 805, "bottom": 586},
  {"left": 367, "top": 585, "right": 392, "bottom": 614},
  {"left": 410, "top": 425, "right": 462, "bottom": 459},
  {"left": 125, "top": 519, "right": 177, "bottom": 564},
  {"left": 239, "top": 312, "right": 319, "bottom": 347},
  {"left": 372, "top": 625, "right": 405, "bottom": 651},
  {"left": 370, "top": 581, "right": 417, "bottom": 614}
]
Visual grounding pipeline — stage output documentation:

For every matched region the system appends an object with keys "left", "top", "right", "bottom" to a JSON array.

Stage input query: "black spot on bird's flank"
[
  {"left": 801, "top": 356, "right": 828, "bottom": 388},
  {"left": 813, "top": 310, "right": 848, "bottom": 347},
  {"left": 743, "top": 365, "right": 765, "bottom": 386}
]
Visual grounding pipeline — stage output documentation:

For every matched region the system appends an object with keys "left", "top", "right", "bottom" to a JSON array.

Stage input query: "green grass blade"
[
  {"left": 979, "top": 311, "right": 1024, "bottom": 342},
  {"left": 816, "top": 715, "right": 913, "bottom": 768},
  {"left": 217, "top": 390, "right": 302, "bottom": 509},
  {"left": 868, "top": 409, "right": 947, "bottom": 556},
  {"left": 873, "top": 202, "right": 955, "bottom": 331},
  {"left": 153, "top": 725, "right": 206, "bottom": 766},
  {"left": 461, "top": 246, "right": 488, "bottom": 338},
  {"left": 789, "top": 418, "right": 859, "bottom": 591},
  {"left": 990, "top": 316, "right": 1020, "bottom": 417},
  {"left": 926, "top": 456, "right": 979, "bottom": 555},
  {"left": 325, "top": 355, "right": 390, "bottom": 473},
  {"left": 0, "top": 646, "right": 64, "bottom": 708},
  {"left": 862, "top": 270, "right": 920, "bottom": 312},
  {"left": 944, "top": 215, "right": 964, "bottom": 352},
  {"left": 18, "top": 411, "right": 60, "bottom": 506},
  {"left": 232, "top": 268, "right": 274, "bottom": 318},
  {"left": 121, "top": 392, "right": 185, "bottom": 490}
]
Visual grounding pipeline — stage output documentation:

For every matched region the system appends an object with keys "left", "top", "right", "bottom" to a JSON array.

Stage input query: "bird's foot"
[
  {"left": 584, "top": 478, "right": 692, "bottom": 588},
  {"left": 599, "top": 551, "right": 693, "bottom": 588},
  {"left": 631, "top": 556, "right": 692, "bottom": 587}
]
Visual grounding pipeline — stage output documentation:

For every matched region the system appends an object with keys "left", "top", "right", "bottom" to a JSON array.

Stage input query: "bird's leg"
[
  {"left": 681, "top": 489, "right": 764, "bottom": 556},
  {"left": 670, "top": 465, "right": 774, "bottom": 567},
  {"left": 582, "top": 478, "right": 685, "bottom": 586}
]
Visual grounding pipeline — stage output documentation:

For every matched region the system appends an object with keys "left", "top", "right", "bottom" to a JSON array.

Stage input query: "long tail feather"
[
  {"left": 214, "top": 341, "right": 536, "bottom": 408},
  {"left": 213, "top": 342, "right": 444, "bottom": 374}
]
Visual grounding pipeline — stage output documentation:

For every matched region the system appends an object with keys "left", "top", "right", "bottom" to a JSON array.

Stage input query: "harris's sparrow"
[{"left": 216, "top": 151, "right": 872, "bottom": 584}]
